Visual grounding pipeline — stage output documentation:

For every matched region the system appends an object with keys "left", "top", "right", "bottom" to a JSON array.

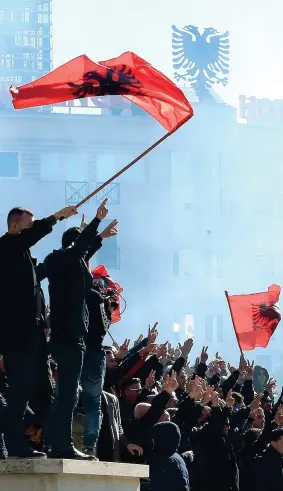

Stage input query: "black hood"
[{"left": 152, "top": 422, "right": 181, "bottom": 457}]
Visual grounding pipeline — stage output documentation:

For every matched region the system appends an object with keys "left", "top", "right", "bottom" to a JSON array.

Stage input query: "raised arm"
[{"left": 9, "top": 205, "right": 78, "bottom": 252}]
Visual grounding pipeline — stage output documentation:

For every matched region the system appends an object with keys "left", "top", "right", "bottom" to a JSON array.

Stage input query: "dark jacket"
[
  {"left": 104, "top": 351, "right": 143, "bottom": 392},
  {"left": 44, "top": 217, "right": 102, "bottom": 346},
  {"left": 190, "top": 408, "right": 239, "bottom": 491},
  {"left": 96, "top": 391, "right": 129, "bottom": 462},
  {"left": 0, "top": 216, "right": 56, "bottom": 352},
  {"left": 150, "top": 422, "right": 190, "bottom": 491},
  {"left": 127, "top": 391, "right": 171, "bottom": 464},
  {"left": 253, "top": 445, "right": 283, "bottom": 491},
  {"left": 86, "top": 287, "right": 111, "bottom": 351}
]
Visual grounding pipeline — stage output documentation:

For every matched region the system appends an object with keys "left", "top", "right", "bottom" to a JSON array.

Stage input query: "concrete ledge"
[{"left": 0, "top": 459, "right": 149, "bottom": 491}]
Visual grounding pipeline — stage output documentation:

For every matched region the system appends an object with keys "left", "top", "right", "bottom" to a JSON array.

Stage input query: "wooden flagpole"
[
  {"left": 76, "top": 131, "right": 171, "bottom": 208},
  {"left": 225, "top": 290, "right": 244, "bottom": 357}
]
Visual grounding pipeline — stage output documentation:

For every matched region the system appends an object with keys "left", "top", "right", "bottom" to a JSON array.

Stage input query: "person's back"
[
  {"left": 150, "top": 422, "right": 190, "bottom": 491},
  {"left": 253, "top": 428, "right": 283, "bottom": 491},
  {"left": 45, "top": 246, "right": 93, "bottom": 346}
]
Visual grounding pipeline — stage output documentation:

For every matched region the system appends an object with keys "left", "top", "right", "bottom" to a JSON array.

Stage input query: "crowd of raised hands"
[{"left": 102, "top": 323, "right": 283, "bottom": 491}]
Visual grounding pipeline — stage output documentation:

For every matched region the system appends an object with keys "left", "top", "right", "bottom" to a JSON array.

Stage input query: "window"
[
  {"left": 40, "top": 154, "right": 89, "bottom": 182},
  {"left": 0, "top": 10, "right": 13, "bottom": 22},
  {"left": 204, "top": 251, "right": 222, "bottom": 278},
  {"left": 22, "top": 8, "right": 30, "bottom": 23},
  {"left": 205, "top": 315, "right": 213, "bottom": 343},
  {"left": 96, "top": 155, "right": 117, "bottom": 182},
  {"left": 171, "top": 151, "right": 194, "bottom": 206},
  {"left": 216, "top": 315, "right": 224, "bottom": 342},
  {"left": 40, "top": 153, "right": 63, "bottom": 181},
  {"left": 38, "top": 13, "right": 49, "bottom": 24},
  {"left": 205, "top": 315, "right": 224, "bottom": 343},
  {"left": 184, "top": 314, "right": 194, "bottom": 339},
  {"left": 0, "top": 153, "right": 19, "bottom": 178},
  {"left": 66, "top": 155, "right": 88, "bottom": 181},
  {"left": 173, "top": 249, "right": 195, "bottom": 276}
]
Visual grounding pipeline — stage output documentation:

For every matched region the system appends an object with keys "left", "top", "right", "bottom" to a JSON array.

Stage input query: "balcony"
[
  {"left": 65, "top": 181, "right": 89, "bottom": 205},
  {"left": 95, "top": 182, "right": 120, "bottom": 205}
]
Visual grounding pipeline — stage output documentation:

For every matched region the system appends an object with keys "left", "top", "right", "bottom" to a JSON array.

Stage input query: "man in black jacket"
[
  {"left": 44, "top": 200, "right": 118, "bottom": 459},
  {"left": 253, "top": 426, "right": 283, "bottom": 491},
  {"left": 0, "top": 204, "right": 77, "bottom": 458}
]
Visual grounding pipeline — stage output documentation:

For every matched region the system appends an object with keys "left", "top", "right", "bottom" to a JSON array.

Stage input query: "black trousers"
[
  {"left": 3, "top": 334, "right": 52, "bottom": 454},
  {"left": 45, "top": 343, "right": 84, "bottom": 452}
]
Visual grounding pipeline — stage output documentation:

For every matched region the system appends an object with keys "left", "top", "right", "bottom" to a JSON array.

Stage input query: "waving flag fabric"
[
  {"left": 9, "top": 51, "right": 193, "bottom": 132},
  {"left": 226, "top": 284, "right": 281, "bottom": 351}
]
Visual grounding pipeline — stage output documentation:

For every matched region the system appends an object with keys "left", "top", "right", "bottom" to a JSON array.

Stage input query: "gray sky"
[{"left": 52, "top": 0, "right": 283, "bottom": 106}]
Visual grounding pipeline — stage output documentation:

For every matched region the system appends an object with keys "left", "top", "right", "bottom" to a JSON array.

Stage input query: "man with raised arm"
[
  {"left": 0, "top": 204, "right": 78, "bottom": 458},
  {"left": 44, "top": 199, "right": 118, "bottom": 460}
]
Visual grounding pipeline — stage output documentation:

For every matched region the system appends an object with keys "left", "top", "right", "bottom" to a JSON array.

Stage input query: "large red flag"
[
  {"left": 91, "top": 264, "right": 123, "bottom": 324},
  {"left": 9, "top": 52, "right": 193, "bottom": 132},
  {"left": 226, "top": 284, "right": 281, "bottom": 351}
]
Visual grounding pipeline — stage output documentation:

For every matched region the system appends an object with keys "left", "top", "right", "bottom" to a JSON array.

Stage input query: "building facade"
[
  {"left": 1, "top": 99, "right": 283, "bottom": 375},
  {"left": 0, "top": 0, "right": 51, "bottom": 104}
]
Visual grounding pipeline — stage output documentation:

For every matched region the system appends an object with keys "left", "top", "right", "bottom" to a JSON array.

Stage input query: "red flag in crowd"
[
  {"left": 226, "top": 284, "right": 281, "bottom": 351},
  {"left": 91, "top": 264, "right": 123, "bottom": 324},
  {"left": 9, "top": 52, "right": 193, "bottom": 132}
]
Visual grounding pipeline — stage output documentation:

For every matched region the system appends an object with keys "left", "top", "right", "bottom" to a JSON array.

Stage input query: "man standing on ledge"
[
  {"left": 0, "top": 204, "right": 78, "bottom": 458},
  {"left": 45, "top": 199, "right": 118, "bottom": 460}
]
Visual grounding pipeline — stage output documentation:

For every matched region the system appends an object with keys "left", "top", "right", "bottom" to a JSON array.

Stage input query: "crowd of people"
[{"left": 0, "top": 199, "right": 283, "bottom": 491}]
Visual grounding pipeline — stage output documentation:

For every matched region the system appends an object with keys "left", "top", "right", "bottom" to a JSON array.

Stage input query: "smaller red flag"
[
  {"left": 9, "top": 52, "right": 193, "bottom": 132},
  {"left": 226, "top": 284, "right": 281, "bottom": 351},
  {"left": 91, "top": 264, "right": 123, "bottom": 324}
]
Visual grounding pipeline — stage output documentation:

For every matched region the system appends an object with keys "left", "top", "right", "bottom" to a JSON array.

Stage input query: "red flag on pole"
[
  {"left": 225, "top": 285, "right": 281, "bottom": 351},
  {"left": 9, "top": 52, "right": 193, "bottom": 133},
  {"left": 91, "top": 265, "right": 123, "bottom": 324}
]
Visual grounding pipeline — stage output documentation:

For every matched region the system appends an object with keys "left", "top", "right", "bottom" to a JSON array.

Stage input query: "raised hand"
[
  {"left": 226, "top": 390, "right": 235, "bottom": 409},
  {"left": 189, "top": 384, "right": 204, "bottom": 401},
  {"left": 145, "top": 370, "right": 156, "bottom": 390},
  {"left": 211, "top": 391, "right": 220, "bottom": 408},
  {"left": 180, "top": 338, "right": 194, "bottom": 358},
  {"left": 246, "top": 360, "right": 254, "bottom": 380},
  {"left": 266, "top": 378, "right": 277, "bottom": 394},
  {"left": 156, "top": 343, "right": 168, "bottom": 359},
  {"left": 80, "top": 214, "right": 88, "bottom": 230},
  {"left": 99, "top": 219, "right": 118, "bottom": 239},
  {"left": 249, "top": 394, "right": 263, "bottom": 411},
  {"left": 202, "top": 386, "right": 214, "bottom": 405},
  {"left": 96, "top": 198, "right": 108, "bottom": 220},
  {"left": 116, "top": 338, "right": 130, "bottom": 360},
  {"left": 139, "top": 343, "right": 156, "bottom": 358},
  {"left": 239, "top": 354, "right": 247, "bottom": 372},
  {"left": 162, "top": 370, "right": 178, "bottom": 395},
  {"left": 54, "top": 205, "right": 78, "bottom": 220},
  {"left": 148, "top": 322, "right": 159, "bottom": 344},
  {"left": 200, "top": 346, "right": 208, "bottom": 363},
  {"left": 227, "top": 362, "right": 237, "bottom": 374},
  {"left": 134, "top": 334, "right": 144, "bottom": 347}
]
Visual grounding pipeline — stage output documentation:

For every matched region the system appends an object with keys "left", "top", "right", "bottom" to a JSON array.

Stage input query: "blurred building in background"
[
  {"left": 0, "top": 4, "right": 283, "bottom": 376},
  {"left": 0, "top": 0, "right": 52, "bottom": 85}
]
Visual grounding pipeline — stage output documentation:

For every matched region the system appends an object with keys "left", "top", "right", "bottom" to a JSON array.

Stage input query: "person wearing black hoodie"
[
  {"left": 149, "top": 422, "right": 190, "bottom": 491},
  {"left": 44, "top": 199, "right": 117, "bottom": 459}
]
